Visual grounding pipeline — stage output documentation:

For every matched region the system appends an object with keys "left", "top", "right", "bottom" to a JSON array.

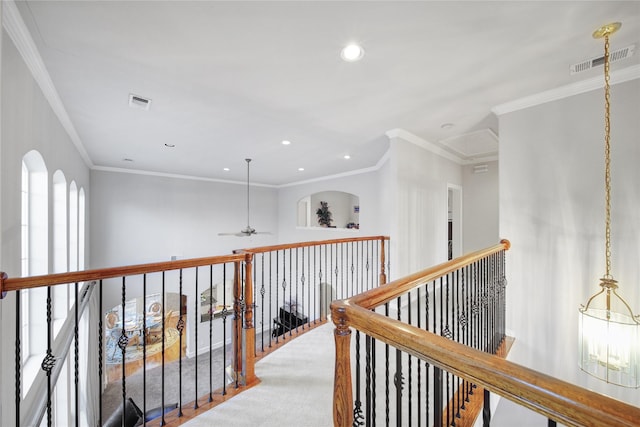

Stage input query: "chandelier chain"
[{"left": 603, "top": 34, "right": 612, "bottom": 279}]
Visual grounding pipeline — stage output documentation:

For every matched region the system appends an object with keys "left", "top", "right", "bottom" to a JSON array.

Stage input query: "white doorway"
[{"left": 447, "top": 185, "right": 462, "bottom": 260}]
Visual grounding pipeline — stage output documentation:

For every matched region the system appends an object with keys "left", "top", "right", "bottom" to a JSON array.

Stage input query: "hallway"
[{"left": 182, "top": 323, "right": 335, "bottom": 427}]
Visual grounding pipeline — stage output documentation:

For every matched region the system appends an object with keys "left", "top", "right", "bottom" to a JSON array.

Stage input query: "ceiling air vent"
[
  {"left": 570, "top": 44, "right": 635, "bottom": 75},
  {"left": 128, "top": 93, "right": 151, "bottom": 110}
]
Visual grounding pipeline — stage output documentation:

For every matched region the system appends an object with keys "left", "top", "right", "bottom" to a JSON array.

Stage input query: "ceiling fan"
[{"left": 219, "top": 158, "right": 271, "bottom": 237}]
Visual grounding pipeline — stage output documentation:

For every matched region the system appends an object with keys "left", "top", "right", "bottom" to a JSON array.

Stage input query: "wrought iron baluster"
[
  {"left": 408, "top": 290, "right": 414, "bottom": 425},
  {"left": 260, "top": 253, "right": 266, "bottom": 350},
  {"left": 371, "top": 336, "right": 377, "bottom": 427},
  {"left": 119, "top": 278, "right": 129, "bottom": 427},
  {"left": 417, "top": 286, "right": 422, "bottom": 427},
  {"left": 143, "top": 275, "right": 147, "bottom": 418},
  {"left": 434, "top": 366, "right": 443, "bottom": 427},
  {"left": 295, "top": 248, "right": 299, "bottom": 333},
  {"left": 177, "top": 269, "right": 184, "bottom": 416},
  {"left": 455, "top": 270, "right": 462, "bottom": 421},
  {"left": 15, "top": 291, "right": 22, "bottom": 427},
  {"left": 385, "top": 302, "right": 390, "bottom": 427},
  {"left": 444, "top": 276, "right": 451, "bottom": 426},
  {"left": 275, "top": 250, "right": 280, "bottom": 344},
  {"left": 44, "top": 286, "right": 53, "bottom": 427},
  {"left": 287, "top": 249, "right": 292, "bottom": 337},
  {"left": 74, "top": 282, "right": 80, "bottom": 427},
  {"left": 462, "top": 266, "right": 470, "bottom": 404},
  {"left": 365, "top": 241, "right": 370, "bottom": 293},
  {"left": 300, "top": 248, "right": 306, "bottom": 330},
  {"left": 222, "top": 264, "right": 228, "bottom": 396},
  {"left": 161, "top": 272, "right": 166, "bottom": 425},
  {"left": 194, "top": 268, "right": 199, "bottom": 410},
  {"left": 289, "top": 249, "right": 293, "bottom": 337},
  {"left": 209, "top": 265, "right": 214, "bottom": 402},
  {"left": 425, "top": 284, "right": 431, "bottom": 426},
  {"left": 482, "top": 389, "right": 491, "bottom": 427},
  {"left": 395, "top": 296, "right": 403, "bottom": 427},
  {"left": 313, "top": 245, "right": 317, "bottom": 323},
  {"left": 353, "top": 330, "right": 364, "bottom": 426},
  {"left": 268, "top": 252, "right": 273, "bottom": 346},
  {"left": 335, "top": 243, "right": 340, "bottom": 301},
  {"left": 98, "top": 281, "right": 103, "bottom": 425}
]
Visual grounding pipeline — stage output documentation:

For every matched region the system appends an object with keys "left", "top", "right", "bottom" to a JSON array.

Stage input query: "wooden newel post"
[
  {"left": 332, "top": 305, "right": 353, "bottom": 427},
  {"left": 379, "top": 238, "right": 387, "bottom": 285},
  {"left": 243, "top": 253, "right": 257, "bottom": 386}
]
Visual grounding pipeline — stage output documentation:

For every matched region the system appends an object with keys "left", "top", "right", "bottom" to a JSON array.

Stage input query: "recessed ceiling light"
[
  {"left": 164, "top": 143, "right": 175, "bottom": 148},
  {"left": 344, "top": 154, "right": 351, "bottom": 160},
  {"left": 298, "top": 167, "right": 305, "bottom": 171},
  {"left": 123, "top": 158, "right": 134, "bottom": 162},
  {"left": 223, "top": 167, "right": 230, "bottom": 171},
  {"left": 341, "top": 43, "right": 364, "bottom": 62},
  {"left": 282, "top": 140, "right": 291, "bottom": 145}
]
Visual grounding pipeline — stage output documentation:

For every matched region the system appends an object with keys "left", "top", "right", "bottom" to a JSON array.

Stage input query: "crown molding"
[
  {"left": 386, "top": 128, "right": 465, "bottom": 165},
  {"left": 492, "top": 64, "right": 640, "bottom": 116},
  {"left": 277, "top": 151, "right": 390, "bottom": 188},
  {"left": 2, "top": 0, "right": 93, "bottom": 167},
  {"left": 92, "top": 165, "right": 277, "bottom": 188}
]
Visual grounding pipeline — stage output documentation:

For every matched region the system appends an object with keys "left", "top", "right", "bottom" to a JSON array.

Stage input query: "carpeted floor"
[
  {"left": 180, "top": 323, "right": 336, "bottom": 427},
  {"left": 102, "top": 342, "right": 233, "bottom": 419}
]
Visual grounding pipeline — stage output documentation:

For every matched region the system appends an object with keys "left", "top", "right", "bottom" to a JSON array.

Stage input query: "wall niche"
[{"left": 297, "top": 191, "right": 360, "bottom": 230}]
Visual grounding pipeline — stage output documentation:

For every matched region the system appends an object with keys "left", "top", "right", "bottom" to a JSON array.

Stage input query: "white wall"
[
  {"left": 388, "top": 136, "right": 463, "bottom": 278},
  {"left": 462, "top": 160, "right": 499, "bottom": 253},
  {"left": 499, "top": 78, "right": 640, "bottom": 406},
  {"left": 90, "top": 169, "right": 279, "bottom": 356},
  {"left": 0, "top": 29, "right": 91, "bottom": 424}
]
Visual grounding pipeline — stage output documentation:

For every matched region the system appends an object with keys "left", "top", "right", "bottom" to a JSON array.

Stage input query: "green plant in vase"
[{"left": 316, "top": 201, "right": 333, "bottom": 227}]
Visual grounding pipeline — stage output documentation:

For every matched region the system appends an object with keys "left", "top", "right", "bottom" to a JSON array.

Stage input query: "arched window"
[
  {"left": 53, "top": 171, "right": 68, "bottom": 336},
  {"left": 78, "top": 187, "right": 86, "bottom": 270},
  {"left": 53, "top": 170, "right": 68, "bottom": 274},
  {"left": 69, "top": 181, "right": 78, "bottom": 272},
  {"left": 21, "top": 150, "right": 48, "bottom": 393}
]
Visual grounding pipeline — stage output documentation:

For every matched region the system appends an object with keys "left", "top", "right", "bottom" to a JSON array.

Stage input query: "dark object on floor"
[
  {"left": 103, "top": 397, "right": 143, "bottom": 427},
  {"left": 272, "top": 307, "right": 308, "bottom": 338},
  {"left": 144, "top": 402, "right": 179, "bottom": 422}
]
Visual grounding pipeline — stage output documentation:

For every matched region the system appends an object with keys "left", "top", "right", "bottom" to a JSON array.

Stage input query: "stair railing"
[
  {"left": 235, "top": 236, "right": 390, "bottom": 368},
  {"left": 331, "top": 240, "right": 640, "bottom": 427},
  {"left": 1, "top": 253, "right": 247, "bottom": 426},
  {"left": 0, "top": 235, "right": 390, "bottom": 426}
]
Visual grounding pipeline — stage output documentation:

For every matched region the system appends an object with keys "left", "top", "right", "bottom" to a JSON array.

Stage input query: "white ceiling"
[{"left": 13, "top": 1, "right": 640, "bottom": 185}]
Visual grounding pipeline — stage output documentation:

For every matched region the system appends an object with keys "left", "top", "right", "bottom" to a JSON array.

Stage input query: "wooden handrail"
[
  {"left": 0, "top": 253, "right": 246, "bottom": 294},
  {"left": 331, "top": 239, "right": 640, "bottom": 427},
  {"left": 234, "top": 235, "right": 390, "bottom": 255},
  {"left": 332, "top": 302, "right": 640, "bottom": 427}
]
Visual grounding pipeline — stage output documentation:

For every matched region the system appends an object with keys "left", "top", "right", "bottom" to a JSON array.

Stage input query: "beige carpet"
[{"left": 181, "top": 323, "right": 336, "bottom": 427}]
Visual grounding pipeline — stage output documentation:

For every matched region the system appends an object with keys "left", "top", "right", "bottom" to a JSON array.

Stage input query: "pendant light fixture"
[{"left": 578, "top": 22, "right": 640, "bottom": 388}]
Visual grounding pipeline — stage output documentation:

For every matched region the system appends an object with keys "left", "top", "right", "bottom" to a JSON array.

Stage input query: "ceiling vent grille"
[
  {"left": 570, "top": 44, "right": 635, "bottom": 75},
  {"left": 128, "top": 93, "right": 151, "bottom": 110}
]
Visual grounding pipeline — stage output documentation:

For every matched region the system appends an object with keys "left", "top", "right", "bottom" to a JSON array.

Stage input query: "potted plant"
[{"left": 316, "top": 201, "right": 333, "bottom": 227}]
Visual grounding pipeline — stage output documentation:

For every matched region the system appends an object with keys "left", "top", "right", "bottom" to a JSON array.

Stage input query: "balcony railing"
[
  {"left": 331, "top": 240, "right": 640, "bottom": 427},
  {"left": 0, "top": 235, "right": 389, "bottom": 426}
]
